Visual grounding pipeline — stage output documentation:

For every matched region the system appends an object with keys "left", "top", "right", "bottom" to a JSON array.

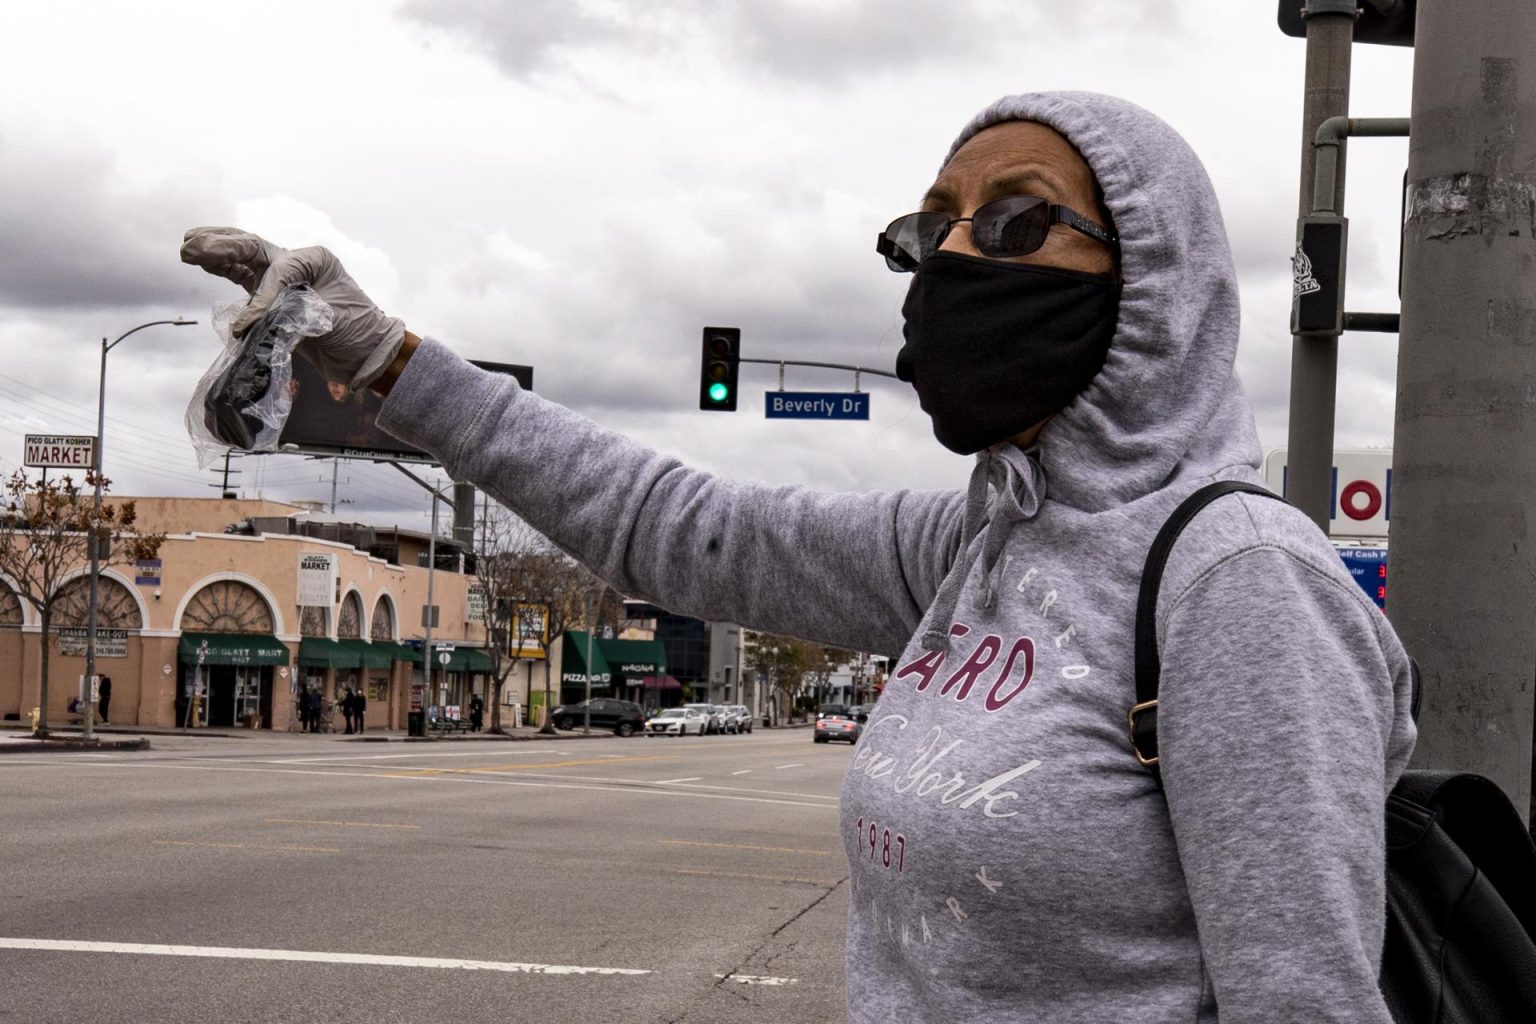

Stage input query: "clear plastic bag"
[{"left": 185, "top": 284, "right": 334, "bottom": 467}]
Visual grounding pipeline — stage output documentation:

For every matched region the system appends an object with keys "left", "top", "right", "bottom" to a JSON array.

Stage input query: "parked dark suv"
[{"left": 550, "top": 698, "right": 645, "bottom": 737}]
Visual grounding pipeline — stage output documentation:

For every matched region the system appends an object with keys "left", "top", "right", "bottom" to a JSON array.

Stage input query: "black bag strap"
[{"left": 1129, "top": 480, "right": 1283, "bottom": 772}]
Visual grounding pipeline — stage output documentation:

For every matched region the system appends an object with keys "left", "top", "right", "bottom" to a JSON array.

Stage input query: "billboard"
[{"left": 275, "top": 357, "right": 532, "bottom": 463}]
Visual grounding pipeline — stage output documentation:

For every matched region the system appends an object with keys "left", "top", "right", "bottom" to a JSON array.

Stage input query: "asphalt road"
[{"left": 0, "top": 728, "right": 855, "bottom": 1024}]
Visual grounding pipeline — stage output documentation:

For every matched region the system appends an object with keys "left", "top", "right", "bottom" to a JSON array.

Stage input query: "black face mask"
[{"left": 895, "top": 251, "right": 1119, "bottom": 455}]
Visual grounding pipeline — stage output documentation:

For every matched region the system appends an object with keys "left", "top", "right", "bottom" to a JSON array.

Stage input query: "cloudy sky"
[{"left": 0, "top": 1, "right": 1415, "bottom": 532}]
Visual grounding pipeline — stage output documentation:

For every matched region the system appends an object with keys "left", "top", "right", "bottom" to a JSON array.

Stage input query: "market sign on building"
[
  {"left": 23, "top": 434, "right": 96, "bottom": 469},
  {"left": 58, "top": 627, "right": 127, "bottom": 658},
  {"left": 296, "top": 553, "right": 337, "bottom": 607},
  {"left": 468, "top": 583, "right": 488, "bottom": 624},
  {"left": 134, "top": 559, "right": 163, "bottom": 587}
]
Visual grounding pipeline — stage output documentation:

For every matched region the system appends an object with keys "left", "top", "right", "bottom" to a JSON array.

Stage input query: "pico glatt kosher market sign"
[
  {"left": 296, "top": 553, "right": 337, "bottom": 608},
  {"left": 23, "top": 434, "right": 96, "bottom": 469}
]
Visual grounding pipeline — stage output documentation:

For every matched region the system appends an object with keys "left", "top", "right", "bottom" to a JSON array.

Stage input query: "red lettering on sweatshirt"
[
  {"left": 894, "top": 624, "right": 969, "bottom": 691},
  {"left": 938, "top": 634, "right": 1001, "bottom": 701},
  {"left": 984, "top": 638, "right": 1035, "bottom": 712}
]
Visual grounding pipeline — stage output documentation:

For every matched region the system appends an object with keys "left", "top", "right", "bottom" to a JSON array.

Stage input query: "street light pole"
[{"left": 84, "top": 319, "right": 195, "bottom": 740}]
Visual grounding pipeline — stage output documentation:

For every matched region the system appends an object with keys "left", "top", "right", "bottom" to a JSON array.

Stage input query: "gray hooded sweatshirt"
[{"left": 378, "top": 92, "right": 1417, "bottom": 1024}]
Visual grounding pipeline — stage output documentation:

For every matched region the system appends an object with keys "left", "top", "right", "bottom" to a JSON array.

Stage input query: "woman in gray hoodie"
[{"left": 183, "top": 91, "right": 1417, "bottom": 1023}]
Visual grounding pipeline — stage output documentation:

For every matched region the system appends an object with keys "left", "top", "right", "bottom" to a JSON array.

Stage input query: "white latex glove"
[{"left": 180, "top": 226, "right": 406, "bottom": 392}]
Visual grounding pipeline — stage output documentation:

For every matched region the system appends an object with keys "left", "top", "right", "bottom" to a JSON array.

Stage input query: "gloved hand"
[{"left": 180, "top": 227, "right": 406, "bottom": 393}]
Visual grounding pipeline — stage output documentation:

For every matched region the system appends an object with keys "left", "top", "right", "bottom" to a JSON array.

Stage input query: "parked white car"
[
  {"left": 722, "top": 704, "right": 753, "bottom": 734},
  {"left": 646, "top": 707, "right": 707, "bottom": 736},
  {"left": 683, "top": 703, "right": 728, "bottom": 734}
]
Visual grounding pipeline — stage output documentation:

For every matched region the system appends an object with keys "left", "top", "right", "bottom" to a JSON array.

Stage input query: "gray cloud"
[
  {"left": 401, "top": 0, "right": 1187, "bottom": 86},
  {"left": 0, "top": 131, "right": 231, "bottom": 313}
]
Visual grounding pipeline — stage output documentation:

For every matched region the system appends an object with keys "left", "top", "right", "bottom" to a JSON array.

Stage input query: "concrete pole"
[
  {"left": 1284, "top": 2, "right": 1357, "bottom": 533},
  {"left": 1391, "top": 0, "right": 1536, "bottom": 820}
]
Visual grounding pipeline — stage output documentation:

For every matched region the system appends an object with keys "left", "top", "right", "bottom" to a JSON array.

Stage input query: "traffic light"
[{"left": 699, "top": 326, "right": 740, "bottom": 411}]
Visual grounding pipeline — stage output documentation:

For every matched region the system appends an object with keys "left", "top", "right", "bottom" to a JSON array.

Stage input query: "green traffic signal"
[{"left": 698, "top": 326, "right": 740, "bottom": 411}]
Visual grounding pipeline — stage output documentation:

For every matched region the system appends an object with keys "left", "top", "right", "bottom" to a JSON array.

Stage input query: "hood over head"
[{"left": 940, "top": 92, "right": 1261, "bottom": 511}]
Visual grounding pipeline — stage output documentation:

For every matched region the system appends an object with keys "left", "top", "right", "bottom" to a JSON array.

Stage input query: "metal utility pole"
[
  {"left": 422, "top": 483, "right": 439, "bottom": 735},
  {"left": 1284, "top": 0, "right": 1358, "bottom": 533},
  {"left": 1390, "top": 0, "right": 1536, "bottom": 820}
]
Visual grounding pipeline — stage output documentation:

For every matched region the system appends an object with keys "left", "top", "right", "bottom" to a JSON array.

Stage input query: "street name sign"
[
  {"left": 24, "top": 434, "right": 96, "bottom": 469},
  {"left": 764, "top": 392, "right": 870, "bottom": 420}
]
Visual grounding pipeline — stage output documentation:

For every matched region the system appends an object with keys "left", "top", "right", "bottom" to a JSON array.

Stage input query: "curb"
[{"left": 0, "top": 737, "right": 151, "bottom": 754}]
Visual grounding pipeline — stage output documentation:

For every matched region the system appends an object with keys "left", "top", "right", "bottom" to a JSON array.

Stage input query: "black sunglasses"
[{"left": 875, "top": 194, "right": 1118, "bottom": 273}]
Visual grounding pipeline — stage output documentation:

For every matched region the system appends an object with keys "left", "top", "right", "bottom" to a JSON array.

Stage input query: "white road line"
[
  {"left": 3, "top": 760, "right": 839, "bottom": 809},
  {"left": 731, "top": 770, "right": 752, "bottom": 775},
  {"left": 0, "top": 938, "right": 648, "bottom": 976},
  {"left": 715, "top": 973, "right": 800, "bottom": 986},
  {"left": 265, "top": 750, "right": 559, "bottom": 764},
  {"left": 656, "top": 777, "right": 703, "bottom": 784},
  {"left": 774, "top": 763, "right": 804, "bottom": 770}
]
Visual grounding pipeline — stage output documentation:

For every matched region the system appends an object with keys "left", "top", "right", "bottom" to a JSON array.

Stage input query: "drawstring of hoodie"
[{"left": 921, "top": 445, "right": 1046, "bottom": 651}]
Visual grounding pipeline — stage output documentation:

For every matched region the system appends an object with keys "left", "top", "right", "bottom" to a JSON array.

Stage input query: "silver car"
[
  {"left": 683, "top": 702, "right": 728, "bottom": 734},
  {"left": 721, "top": 704, "right": 753, "bottom": 734}
]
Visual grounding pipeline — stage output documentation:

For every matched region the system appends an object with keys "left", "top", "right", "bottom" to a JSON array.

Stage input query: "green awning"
[
  {"left": 596, "top": 638, "right": 665, "bottom": 680},
  {"left": 179, "top": 632, "right": 290, "bottom": 666},
  {"left": 298, "top": 637, "right": 362, "bottom": 670},
  {"left": 384, "top": 642, "right": 420, "bottom": 663},
  {"left": 561, "top": 631, "right": 612, "bottom": 685},
  {"left": 453, "top": 647, "right": 494, "bottom": 673},
  {"left": 340, "top": 638, "right": 395, "bottom": 670}
]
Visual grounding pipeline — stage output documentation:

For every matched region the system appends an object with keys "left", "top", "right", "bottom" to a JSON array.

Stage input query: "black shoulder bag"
[{"left": 1129, "top": 480, "right": 1536, "bottom": 1024}]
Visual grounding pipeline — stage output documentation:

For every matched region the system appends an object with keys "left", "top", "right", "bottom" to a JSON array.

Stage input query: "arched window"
[
  {"left": 337, "top": 592, "right": 364, "bottom": 640},
  {"left": 300, "top": 605, "right": 329, "bottom": 638},
  {"left": 371, "top": 597, "right": 395, "bottom": 642},
  {"left": 182, "top": 580, "right": 274, "bottom": 634},
  {"left": 53, "top": 576, "right": 143, "bottom": 629},
  {"left": 0, "top": 585, "right": 21, "bottom": 627}
]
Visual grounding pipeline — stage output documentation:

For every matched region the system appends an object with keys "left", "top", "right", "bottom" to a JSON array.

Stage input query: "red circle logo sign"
[{"left": 1340, "top": 480, "right": 1383, "bottom": 521}]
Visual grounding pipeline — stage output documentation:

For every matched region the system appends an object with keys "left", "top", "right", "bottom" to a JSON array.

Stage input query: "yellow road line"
[
  {"left": 262, "top": 818, "right": 420, "bottom": 830},
  {"left": 153, "top": 840, "right": 340, "bottom": 854},
  {"left": 384, "top": 755, "right": 674, "bottom": 777},
  {"left": 661, "top": 840, "right": 833, "bottom": 856},
  {"left": 677, "top": 869, "right": 836, "bottom": 886}
]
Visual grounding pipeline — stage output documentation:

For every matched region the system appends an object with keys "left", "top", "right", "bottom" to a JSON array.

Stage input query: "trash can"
[{"left": 407, "top": 711, "right": 425, "bottom": 737}]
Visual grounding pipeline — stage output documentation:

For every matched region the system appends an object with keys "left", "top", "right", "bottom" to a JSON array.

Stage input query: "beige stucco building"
[{"left": 1, "top": 497, "right": 494, "bottom": 733}]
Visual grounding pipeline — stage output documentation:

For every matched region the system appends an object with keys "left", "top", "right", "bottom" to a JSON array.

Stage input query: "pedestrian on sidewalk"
[
  {"left": 469, "top": 693, "right": 484, "bottom": 732},
  {"left": 303, "top": 685, "right": 322, "bottom": 733},
  {"left": 183, "top": 92, "right": 1417, "bottom": 1023},
  {"left": 354, "top": 686, "right": 367, "bottom": 734},
  {"left": 97, "top": 675, "right": 112, "bottom": 725},
  {"left": 340, "top": 686, "right": 356, "bottom": 734}
]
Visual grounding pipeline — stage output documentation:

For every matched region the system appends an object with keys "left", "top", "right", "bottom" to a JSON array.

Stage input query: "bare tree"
[
  {"left": 0, "top": 470, "right": 162, "bottom": 737},
  {"left": 475, "top": 507, "right": 559, "bottom": 732}
]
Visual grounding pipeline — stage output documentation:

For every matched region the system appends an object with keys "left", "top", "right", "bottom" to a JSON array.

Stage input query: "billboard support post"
[{"left": 1391, "top": 0, "right": 1536, "bottom": 821}]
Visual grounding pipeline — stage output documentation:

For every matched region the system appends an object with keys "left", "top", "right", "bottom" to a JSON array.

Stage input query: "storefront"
[
  {"left": 176, "top": 632, "right": 291, "bottom": 729},
  {"left": 559, "top": 631, "right": 665, "bottom": 707}
]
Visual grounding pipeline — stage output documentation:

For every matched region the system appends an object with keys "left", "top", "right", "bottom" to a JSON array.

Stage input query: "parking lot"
[{"left": 0, "top": 729, "right": 854, "bottom": 1024}]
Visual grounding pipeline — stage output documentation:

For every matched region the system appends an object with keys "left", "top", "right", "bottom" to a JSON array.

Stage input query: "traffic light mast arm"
[{"left": 738, "top": 358, "right": 899, "bottom": 380}]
